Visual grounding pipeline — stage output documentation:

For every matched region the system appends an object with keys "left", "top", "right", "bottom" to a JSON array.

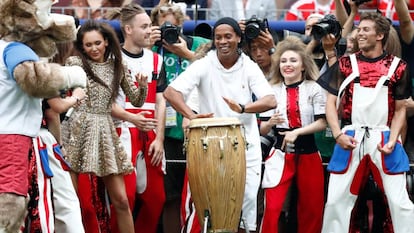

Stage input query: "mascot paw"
[
  {"left": 61, "top": 66, "right": 87, "bottom": 89},
  {"left": 51, "top": 13, "right": 75, "bottom": 27},
  {"left": 49, "top": 14, "right": 77, "bottom": 42}
]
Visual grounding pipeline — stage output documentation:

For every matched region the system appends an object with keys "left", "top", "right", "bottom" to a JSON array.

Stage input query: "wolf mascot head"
[{"left": 0, "top": 0, "right": 77, "bottom": 58}]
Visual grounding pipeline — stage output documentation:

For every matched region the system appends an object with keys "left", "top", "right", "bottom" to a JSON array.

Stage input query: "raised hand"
[{"left": 135, "top": 72, "right": 148, "bottom": 88}]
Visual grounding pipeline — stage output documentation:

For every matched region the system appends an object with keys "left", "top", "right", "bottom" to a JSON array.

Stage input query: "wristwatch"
[
  {"left": 268, "top": 47, "right": 276, "bottom": 55},
  {"left": 239, "top": 104, "right": 245, "bottom": 113}
]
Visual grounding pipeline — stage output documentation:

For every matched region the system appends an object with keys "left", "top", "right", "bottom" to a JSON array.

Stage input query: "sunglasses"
[{"left": 158, "top": 4, "right": 182, "bottom": 14}]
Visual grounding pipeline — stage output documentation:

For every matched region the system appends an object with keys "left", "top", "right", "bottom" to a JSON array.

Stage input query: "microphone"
[{"left": 64, "top": 107, "right": 74, "bottom": 121}]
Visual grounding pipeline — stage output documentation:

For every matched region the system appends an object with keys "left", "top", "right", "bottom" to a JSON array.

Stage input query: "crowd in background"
[{"left": 51, "top": 0, "right": 414, "bottom": 21}]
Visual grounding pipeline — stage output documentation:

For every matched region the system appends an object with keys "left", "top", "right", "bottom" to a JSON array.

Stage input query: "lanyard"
[{"left": 159, "top": 47, "right": 181, "bottom": 82}]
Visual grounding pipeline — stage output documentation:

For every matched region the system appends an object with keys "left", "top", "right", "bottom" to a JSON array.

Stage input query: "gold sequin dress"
[{"left": 62, "top": 56, "right": 147, "bottom": 177}]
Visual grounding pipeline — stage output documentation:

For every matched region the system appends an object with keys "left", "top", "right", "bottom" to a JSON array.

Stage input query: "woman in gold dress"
[{"left": 62, "top": 20, "right": 147, "bottom": 233}]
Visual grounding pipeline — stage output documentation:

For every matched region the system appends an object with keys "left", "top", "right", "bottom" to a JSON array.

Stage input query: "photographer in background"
[
  {"left": 240, "top": 16, "right": 278, "bottom": 231},
  {"left": 242, "top": 16, "right": 276, "bottom": 79},
  {"left": 306, "top": 14, "right": 342, "bottom": 70},
  {"left": 302, "top": 13, "right": 340, "bottom": 172},
  {"left": 149, "top": 3, "right": 210, "bottom": 233}
]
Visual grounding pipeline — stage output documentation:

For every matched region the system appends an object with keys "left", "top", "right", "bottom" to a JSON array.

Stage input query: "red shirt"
[
  {"left": 285, "top": 0, "right": 336, "bottom": 20},
  {"left": 377, "top": 0, "right": 414, "bottom": 20}
]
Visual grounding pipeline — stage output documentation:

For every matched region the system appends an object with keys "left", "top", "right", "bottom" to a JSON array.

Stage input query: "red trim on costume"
[
  {"left": 125, "top": 52, "right": 159, "bottom": 118},
  {"left": 42, "top": 174, "right": 52, "bottom": 233},
  {"left": 286, "top": 86, "right": 302, "bottom": 128},
  {"left": 52, "top": 143, "right": 71, "bottom": 171}
]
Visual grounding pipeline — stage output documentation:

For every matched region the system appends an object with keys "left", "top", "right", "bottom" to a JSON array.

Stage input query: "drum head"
[{"left": 189, "top": 117, "right": 241, "bottom": 128}]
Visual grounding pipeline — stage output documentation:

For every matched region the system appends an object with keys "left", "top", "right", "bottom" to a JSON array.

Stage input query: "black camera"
[
  {"left": 158, "top": 21, "right": 180, "bottom": 45},
  {"left": 261, "top": 130, "right": 277, "bottom": 160},
  {"left": 311, "top": 14, "right": 342, "bottom": 41},
  {"left": 245, "top": 15, "right": 269, "bottom": 40}
]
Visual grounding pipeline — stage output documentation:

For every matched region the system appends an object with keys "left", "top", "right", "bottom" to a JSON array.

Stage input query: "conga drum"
[{"left": 186, "top": 117, "right": 246, "bottom": 233}]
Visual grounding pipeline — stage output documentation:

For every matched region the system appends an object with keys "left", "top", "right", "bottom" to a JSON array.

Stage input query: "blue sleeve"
[{"left": 3, "top": 42, "right": 39, "bottom": 78}]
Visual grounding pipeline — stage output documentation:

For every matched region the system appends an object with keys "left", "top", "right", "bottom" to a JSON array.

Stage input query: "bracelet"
[{"left": 335, "top": 132, "right": 344, "bottom": 140}]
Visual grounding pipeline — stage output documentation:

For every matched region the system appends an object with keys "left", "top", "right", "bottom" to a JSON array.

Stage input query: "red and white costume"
[
  {"left": 114, "top": 48, "right": 166, "bottom": 233},
  {"left": 285, "top": 0, "right": 335, "bottom": 21},
  {"left": 320, "top": 52, "right": 414, "bottom": 233},
  {"left": 26, "top": 135, "right": 54, "bottom": 233},
  {"left": 259, "top": 80, "right": 326, "bottom": 233},
  {"left": 26, "top": 98, "right": 85, "bottom": 233},
  {"left": 27, "top": 127, "right": 84, "bottom": 233}
]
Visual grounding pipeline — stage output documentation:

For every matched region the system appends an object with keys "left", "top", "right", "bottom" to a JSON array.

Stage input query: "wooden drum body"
[{"left": 186, "top": 117, "right": 246, "bottom": 233}]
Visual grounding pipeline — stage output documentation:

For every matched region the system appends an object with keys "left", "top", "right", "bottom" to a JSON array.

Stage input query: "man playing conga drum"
[{"left": 163, "top": 17, "right": 276, "bottom": 233}]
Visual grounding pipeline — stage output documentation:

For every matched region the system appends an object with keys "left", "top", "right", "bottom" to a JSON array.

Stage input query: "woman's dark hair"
[{"left": 74, "top": 20, "right": 123, "bottom": 101}]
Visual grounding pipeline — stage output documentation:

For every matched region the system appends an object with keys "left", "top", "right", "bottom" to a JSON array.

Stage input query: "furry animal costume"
[{"left": 0, "top": 0, "right": 87, "bottom": 232}]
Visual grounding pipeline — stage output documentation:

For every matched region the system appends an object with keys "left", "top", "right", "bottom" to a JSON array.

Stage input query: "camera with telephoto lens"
[
  {"left": 245, "top": 15, "right": 269, "bottom": 40},
  {"left": 311, "top": 14, "right": 342, "bottom": 41},
  {"left": 157, "top": 21, "right": 180, "bottom": 46},
  {"left": 261, "top": 130, "right": 277, "bottom": 160}
]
